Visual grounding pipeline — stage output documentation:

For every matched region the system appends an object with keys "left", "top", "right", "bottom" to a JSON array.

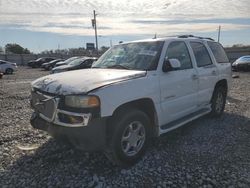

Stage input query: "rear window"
[{"left": 207, "top": 42, "right": 229, "bottom": 63}]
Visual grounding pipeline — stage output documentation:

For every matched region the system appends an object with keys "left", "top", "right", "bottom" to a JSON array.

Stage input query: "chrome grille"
[{"left": 31, "top": 91, "right": 56, "bottom": 121}]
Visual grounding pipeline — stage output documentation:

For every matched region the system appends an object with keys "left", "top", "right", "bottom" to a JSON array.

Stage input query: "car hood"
[{"left": 32, "top": 69, "right": 146, "bottom": 95}]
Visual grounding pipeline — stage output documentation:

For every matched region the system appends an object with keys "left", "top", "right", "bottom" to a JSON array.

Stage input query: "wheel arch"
[
  {"left": 109, "top": 98, "right": 159, "bottom": 137},
  {"left": 215, "top": 79, "right": 228, "bottom": 91},
  {"left": 211, "top": 79, "right": 228, "bottom": 102}
]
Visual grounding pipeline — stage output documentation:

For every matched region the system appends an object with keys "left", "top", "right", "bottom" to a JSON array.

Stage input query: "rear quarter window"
[{"left": 207, "top": 42, "right": 229, "bottom": 63}]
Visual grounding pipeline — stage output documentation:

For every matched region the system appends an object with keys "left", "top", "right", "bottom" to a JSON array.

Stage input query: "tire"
[
  {"left": 105, "top": 109, "right": 151, "bottom": 167},
  {"left": 5, "top": 68, "right": 13, "bottom": 74},
  {"left": 210, "top": 86, "right": 227, "bottom": 117}
]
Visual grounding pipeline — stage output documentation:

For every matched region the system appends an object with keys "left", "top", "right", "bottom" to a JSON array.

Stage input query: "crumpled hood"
[{"left": 32, "top": 69, "right": 146, "bottom": 95}]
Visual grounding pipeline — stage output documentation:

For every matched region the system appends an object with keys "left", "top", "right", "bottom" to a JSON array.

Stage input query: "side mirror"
[{"left": 162, "top": 58, "right": 181, "bottom": 72}]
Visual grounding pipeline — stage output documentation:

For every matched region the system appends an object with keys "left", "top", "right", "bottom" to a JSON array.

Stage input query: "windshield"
[
  {"left": 68, "top": 58, "right": 84, "bottom": 66},
  {"left": 92, "top": 41, "right": 164, "bottom": 70},
  {"left": 63, "top": 57, "right": 79, "bottom": 64}
]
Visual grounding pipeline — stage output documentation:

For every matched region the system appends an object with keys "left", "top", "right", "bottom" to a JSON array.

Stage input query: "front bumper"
[{"left": 30, "top": 112, "right": 107, "bottom": 151}]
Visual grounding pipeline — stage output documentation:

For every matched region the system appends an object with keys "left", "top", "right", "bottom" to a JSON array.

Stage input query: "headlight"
[{"left": 65, "top": 95, "right": 100, "bottom": 108}]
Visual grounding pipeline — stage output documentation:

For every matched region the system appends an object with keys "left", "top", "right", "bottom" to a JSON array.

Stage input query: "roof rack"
[{"left": 177, "top": 35, "right": 215, "bottom": 41}]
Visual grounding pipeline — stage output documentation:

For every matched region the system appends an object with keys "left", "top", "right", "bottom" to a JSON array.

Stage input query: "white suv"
[{"left": 30, "top": 35, "right": 231, "bottom": 166}]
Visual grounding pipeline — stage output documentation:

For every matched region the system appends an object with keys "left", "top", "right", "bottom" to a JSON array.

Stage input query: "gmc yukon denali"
[{"left": 30, "top": 35, "right": 232, "bottom": 166}]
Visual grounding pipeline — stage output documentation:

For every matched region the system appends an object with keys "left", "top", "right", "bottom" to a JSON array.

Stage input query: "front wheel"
[
  {"left": 106, "top": 109, "right": 151, "bottom": 167},
  {"left": 5, "top": 68, "right": 13, "bottom": 74},
  {"left": 210, "top": 86, "right": 227, "bottom": 117}
]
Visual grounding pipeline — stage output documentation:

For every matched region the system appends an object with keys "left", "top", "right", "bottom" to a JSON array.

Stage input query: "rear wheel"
[
  {"left": 5, "top": 68, "right": 13, "bottom": 74},
  {"left": 105, "top": 109, "right": 151, "bottom": 167},
  {"left": 210, "top": 86, "right": 227, "bottom": 117}
]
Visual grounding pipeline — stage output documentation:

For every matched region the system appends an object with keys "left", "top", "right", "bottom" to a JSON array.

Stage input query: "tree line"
[{"left": 0, "top": 43, "right": 31, "bottom": 54}]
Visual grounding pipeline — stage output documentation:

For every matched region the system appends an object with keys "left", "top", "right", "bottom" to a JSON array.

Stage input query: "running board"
[{"left": 160, "top": 108, "right": 211, "bottom": 133}]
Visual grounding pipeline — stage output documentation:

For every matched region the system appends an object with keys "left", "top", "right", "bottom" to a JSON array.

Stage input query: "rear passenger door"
[{"left": 189, "top": 42, "right": 218, "bottom": 107}]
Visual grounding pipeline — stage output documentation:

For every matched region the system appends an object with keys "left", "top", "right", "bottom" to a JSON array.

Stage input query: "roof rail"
[{"left": 177, "top": 35, "right": 215, "bottom": 41}]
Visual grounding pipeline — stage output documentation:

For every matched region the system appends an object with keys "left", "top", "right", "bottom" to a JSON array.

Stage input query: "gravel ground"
[{"left": 0, "top": 67, "right": 249, "bottom": 187}]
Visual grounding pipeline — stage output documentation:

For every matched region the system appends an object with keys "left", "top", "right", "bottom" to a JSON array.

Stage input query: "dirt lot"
[{"left": 0, "top": 67, "right": 250, "bottom": 187}]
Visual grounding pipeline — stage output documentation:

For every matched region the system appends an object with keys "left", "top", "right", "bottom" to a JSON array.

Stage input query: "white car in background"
[{"left": 0, "top": 60, "right": 18, "bottom": 74}]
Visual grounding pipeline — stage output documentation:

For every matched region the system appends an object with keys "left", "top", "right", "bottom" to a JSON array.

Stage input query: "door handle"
[
  {"left": 191, "top": 74, "right": 199, "bottom": 80},
  {"left": 211, "top": 70, "right": 217, "bottom": 75}
]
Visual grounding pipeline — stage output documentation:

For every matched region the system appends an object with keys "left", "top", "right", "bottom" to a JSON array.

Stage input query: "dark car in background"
[
  {"left": 51, "top": 57, "right": 97, "bottom": 74},
  {"left": 41, "top": 59, "right": 64, "bottom": 70},
  {"left": 0, "top": 67, "right": 3, "bottom": 79},
  {"left": 232, "top": 55, "right": 250, "bottom": 71},
  {"left": 55, "top": 56, "right": 80, "bottom": 67},
  {"left": 28, "top": 57, "right": 56, "bottom": 68}
]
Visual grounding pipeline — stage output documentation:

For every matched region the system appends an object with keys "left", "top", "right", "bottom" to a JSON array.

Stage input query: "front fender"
[{"left": 90, "top": 74, "right": 160, "bottom": 118}]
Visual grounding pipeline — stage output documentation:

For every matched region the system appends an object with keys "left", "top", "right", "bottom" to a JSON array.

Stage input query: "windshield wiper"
[{"left": 106, "top": 64, "right": 131, "bottom": 70}]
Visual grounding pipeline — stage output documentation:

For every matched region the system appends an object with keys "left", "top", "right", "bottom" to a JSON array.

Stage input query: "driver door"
[{"left": 159, "top": 41, "right": 199, "bottom": 124}]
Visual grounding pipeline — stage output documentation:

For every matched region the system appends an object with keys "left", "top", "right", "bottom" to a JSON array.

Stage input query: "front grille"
[{"left": 31, "top": 91, "right": 57, "bottom": 121}]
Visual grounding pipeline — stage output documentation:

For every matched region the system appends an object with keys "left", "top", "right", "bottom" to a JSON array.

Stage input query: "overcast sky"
[{"left": 0, "top": 0, "right": 250, "bottom": 52}]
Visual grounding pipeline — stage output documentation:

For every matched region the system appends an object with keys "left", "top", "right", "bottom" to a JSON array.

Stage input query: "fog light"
[{"left": 56, "top": 111, "right": 91, "bottom": 127}]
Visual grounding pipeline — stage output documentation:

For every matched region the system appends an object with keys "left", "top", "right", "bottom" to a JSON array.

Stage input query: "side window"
[
  {"left": 166, "top": 41, "right": 192, "bottom": 70},
  {"left": 190, "top": 42, "right": 213, "bottom": 67},
  {"left": 207, "top": 42, "right": 229, "bottom": 63},
  {"left": 85, "top": 60, "right": 93, "bottom": 67}
]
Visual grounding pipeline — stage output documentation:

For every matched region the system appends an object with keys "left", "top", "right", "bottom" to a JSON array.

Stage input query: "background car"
[
  {"left": 54, "top": 56, "right": 80, "bottom": 67},
  {"left": 41, "top": 59, "right": 64, "bottom": 70},
  {"left": 0, "top": 67, "right": 3, "bottom": 78},
  {"left": 51, "top": 57, "right": 97, "bottom": 74},
  {"left": 0, "top": 60, "right": 18, "bottom": 74},
  {"left": 232, "top": 55, "right": 250, "bottom": 71},
  {"left": 27, "top": 57, "right": 56, "bottom": 68}
]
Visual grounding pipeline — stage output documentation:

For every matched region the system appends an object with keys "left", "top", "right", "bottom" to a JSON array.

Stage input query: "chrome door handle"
[
  {"left": 211, "top": 70, "right": 217, "bottom": 75},
  {"left": 192, "top": 74, "right": 199, "bottom": 80}
]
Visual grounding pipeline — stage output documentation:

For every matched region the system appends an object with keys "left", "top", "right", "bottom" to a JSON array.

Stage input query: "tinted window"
[
  {"left": 190, "top": 42, "right": 212, "bottom": 67},
  {"left": 207, "top": 42, "right": 229, "bottom": 63},
  {"left": 69, "top": 58, "right": 85, "bottom": 66},
  {"left": 166, "top": 41, "right": 192, "bottom": 70},
  {"left": 84, "top": 59, "right": 93, "bottom": 66}
]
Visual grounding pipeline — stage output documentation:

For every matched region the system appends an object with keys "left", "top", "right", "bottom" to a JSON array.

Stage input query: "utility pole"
[
  {"left": 92, "top": 10, "right": 98, "bottom": 54},
  {"left": 110, "top": 39, "right": 113, "bottom": 47},
  {"left": 217, "top": 25, "right": 221, "bottom": 42}
]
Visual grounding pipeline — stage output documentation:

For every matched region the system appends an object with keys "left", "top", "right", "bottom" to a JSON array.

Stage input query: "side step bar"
[{"left": 160, "top": 108, "right": 211, "bottom": 133}]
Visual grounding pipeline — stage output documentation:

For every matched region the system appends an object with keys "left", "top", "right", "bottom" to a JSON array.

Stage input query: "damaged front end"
[{"left": 30, "top": 88, "right": 106, "bottom": 151}]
